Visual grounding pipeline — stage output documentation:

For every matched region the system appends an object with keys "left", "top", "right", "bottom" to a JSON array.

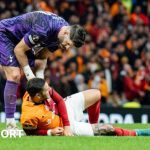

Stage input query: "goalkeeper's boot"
[{"left": 5, "top": 121, "right": 25, "bottom": 137}]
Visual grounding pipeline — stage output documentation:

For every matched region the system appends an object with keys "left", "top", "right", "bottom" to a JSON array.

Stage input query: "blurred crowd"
[{"left": 0, "top": 0, "right": 150, "bottom": 107}]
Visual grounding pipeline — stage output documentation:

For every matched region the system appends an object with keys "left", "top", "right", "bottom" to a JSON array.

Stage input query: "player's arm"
[
  {"left": 49, "top": 88, "right": 73, "bottom": 136},
  {"left": 35, "top": 48, "right": 51, "bottom": 79},
  {"left": 15, "top": 25, "right": 49, "bottom": 80},
  {"left": 24, "top": 127, "right": 64, "bottom": 136},
  {"left": 14, "top": 38, "right": 35, "bottom": 80}
]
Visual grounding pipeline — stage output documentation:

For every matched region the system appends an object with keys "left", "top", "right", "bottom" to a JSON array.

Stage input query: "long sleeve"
[
  {"left": 24, "top": 129, "right": 48, "bottom": 136},
  {"left": 49, "top": 88, "right": 70, "bottom": 126}
]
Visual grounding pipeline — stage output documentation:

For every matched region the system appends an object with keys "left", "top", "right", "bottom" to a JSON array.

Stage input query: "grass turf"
[{"left": 0, "top": 123, "right": 150, "bottom": 150}]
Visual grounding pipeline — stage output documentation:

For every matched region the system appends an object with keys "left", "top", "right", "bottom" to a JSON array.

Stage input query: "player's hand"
[
  {"left": 63, "top": 126, "right": 74, "bottom": 136},
  {"left": 51, "top": 127, "right": 64, "bottom": 136}
]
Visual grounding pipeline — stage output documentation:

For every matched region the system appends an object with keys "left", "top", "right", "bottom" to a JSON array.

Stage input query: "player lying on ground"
[
  {"left": 21, "top": 78, "right": 102, "bottom": 136},
  {"left": 21, "top": 78, "right": 150, "bottom": 136},
  {"left": 0, "top": 11, "right": 86, "bottom": 130}
]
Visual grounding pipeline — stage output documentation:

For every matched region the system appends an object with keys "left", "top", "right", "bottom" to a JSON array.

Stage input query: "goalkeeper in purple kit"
[{"left": 0, "top": 11, "right": 86, "bottom": 134}]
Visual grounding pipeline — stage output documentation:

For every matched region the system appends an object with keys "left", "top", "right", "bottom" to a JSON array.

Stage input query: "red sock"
[
  {"left": 87, "top": 100, "right": 100, "bottom": 124},
  {"left": 114, "top": 128, "right": 136, "bottom": 136}
]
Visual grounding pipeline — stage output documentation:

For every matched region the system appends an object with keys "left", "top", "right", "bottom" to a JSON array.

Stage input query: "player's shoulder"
[
  {"left": 34, "top": 11, "right": 59, "bottom": 17},
  {"left": 34, "top": 11, "right": 68, "bottom": 23},
  {"left": 31, "top": 11, "right": 57, "bottom": 18}
]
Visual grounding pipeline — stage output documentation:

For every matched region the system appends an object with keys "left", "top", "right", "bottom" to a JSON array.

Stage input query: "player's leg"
[
  {"left": 135, "top": 129, "right": 150, "bottom": 136},
  {"left": 65, "top": 89, "right": 101, "bottom": 123},
  {"left": 72, "top": 121, "right": 94, "bottom": 136},
  {"left": 97, "top": 125, "right": 140, "bottom": 136},
  {"left": 72, "top": 122, "right": 113, "bottom": 136},
  {"left": 0, "top": 33, "right": 21, "bottom": 129},
  {"left": 90, "top": 124, "right": 136, "bottom": 136},
  {"left": 72, "top": 122, "right": 114, "bottom": 136},
  {"left": 82, "top": 89, "right": 101, "bottom": 133},
  {"left": 101, "top": 126, "right": 150, "bottom": 136},
  {"left": 2, "top": 66, "right": 21, "bottom": 128},
  {"left": 82, "top": 89, "right": 101, "bottom": 109},
  {"left": 65, "top": 89, "right": 101, "bottom": 135},
  {"left": 115, "top": 128, "right": 150, "bottom": 136},
  {"left": 114, "top": 127, "right": 136, "bottom": 136}
]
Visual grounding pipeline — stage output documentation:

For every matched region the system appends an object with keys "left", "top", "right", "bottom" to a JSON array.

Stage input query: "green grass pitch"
[{"left": 0, "top": 123, "right": 150, "bottom": 150}]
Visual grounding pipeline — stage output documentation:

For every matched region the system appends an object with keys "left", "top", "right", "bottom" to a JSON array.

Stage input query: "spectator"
[{"left": 0, "top": 0, "right": 149, "bottom": 107}]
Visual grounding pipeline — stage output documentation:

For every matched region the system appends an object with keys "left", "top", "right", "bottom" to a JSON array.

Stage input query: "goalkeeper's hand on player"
[{"left": 63, "top": 126, "right": 74, "bottom": 136}]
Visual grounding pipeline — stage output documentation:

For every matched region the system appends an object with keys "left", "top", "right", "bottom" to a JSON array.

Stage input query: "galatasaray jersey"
[{"left": 20, "top": 92, "right": 63, "bottom": 130}]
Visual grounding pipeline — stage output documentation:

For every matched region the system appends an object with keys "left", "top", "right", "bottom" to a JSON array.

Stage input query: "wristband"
[
  {"left": 23, "top": 65, "right": 35, "bottom": 80},
  {"left": 36, "top": 69, "right": 44, "bottom": 79}
]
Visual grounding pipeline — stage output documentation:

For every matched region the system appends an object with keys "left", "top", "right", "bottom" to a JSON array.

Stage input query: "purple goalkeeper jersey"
[{"left": 0, "top": 11, "right": 69, "bottom": 54}]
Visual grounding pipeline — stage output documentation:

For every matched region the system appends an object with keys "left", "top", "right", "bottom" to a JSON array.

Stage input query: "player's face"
[
  {"left": 33, "top": 83, "right": 50, "bottom": 104},
  {"left": 59, "top": 28, "right": 74, "bottom": 51},
  {"left": 40, "top": 83, "right": 50, "bottom": 100}
]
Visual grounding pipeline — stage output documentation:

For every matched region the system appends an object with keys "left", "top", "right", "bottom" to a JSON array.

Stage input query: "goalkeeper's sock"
[
  {"left": 114, "top": 128, "right": 136, "bottom": 136},
  {"left": 135, "top": 129, "right": 150, "bottom": 136},
  {"left": 4, "top": 80, "right": 18, "bottom": 119},
  {"left": 87, "top": 100, "right": 101, "bottom": 124}
]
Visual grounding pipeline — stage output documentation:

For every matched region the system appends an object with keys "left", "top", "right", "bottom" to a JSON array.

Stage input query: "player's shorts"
[
  {"left": 64, "top": 92, "right": 94, "bottom": 136},
  {"left": 0, "top": 31, "right": 35, "bottom": 67}
]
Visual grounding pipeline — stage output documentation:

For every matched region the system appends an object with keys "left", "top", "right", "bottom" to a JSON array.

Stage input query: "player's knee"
[{"left": 93, "top": 89, "right": 101, "bottom": 102}]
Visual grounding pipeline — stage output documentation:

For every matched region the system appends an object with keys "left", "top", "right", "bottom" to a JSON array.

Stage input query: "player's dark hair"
[
  {"left": 70, "top": 25, "right": 86, "bottom": 48},
  {"left": 26, "top": 78, "right": 45, "bottom": 97}
]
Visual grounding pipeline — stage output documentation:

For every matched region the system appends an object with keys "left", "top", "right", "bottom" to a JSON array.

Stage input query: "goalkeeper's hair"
[
  {"left": 70, "top": 25, "right": 86, "bottom": 48},
  {"left": 26, "top": 78, "right": 45, "bottom": 97}
]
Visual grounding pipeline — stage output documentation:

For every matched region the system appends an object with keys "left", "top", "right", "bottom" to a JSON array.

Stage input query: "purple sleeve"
[
  {"left": 24, "top": 33, "right": 33, "bottom": 48},
  {"left": 23, "top": 28, "right": 47, "bottom": 48}
]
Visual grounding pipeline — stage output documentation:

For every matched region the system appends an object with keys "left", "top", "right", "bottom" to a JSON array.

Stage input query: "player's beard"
[
  {"left": 58, "top": 35, "right": 67, "bottom": 51},
  {"left": 59, "top": 44, "right": 67, "bottom": 52}
]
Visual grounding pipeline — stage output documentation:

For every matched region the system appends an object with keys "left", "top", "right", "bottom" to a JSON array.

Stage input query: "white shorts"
[{"left": 64, "top": 92, "right": 94, "bottom": 136}]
